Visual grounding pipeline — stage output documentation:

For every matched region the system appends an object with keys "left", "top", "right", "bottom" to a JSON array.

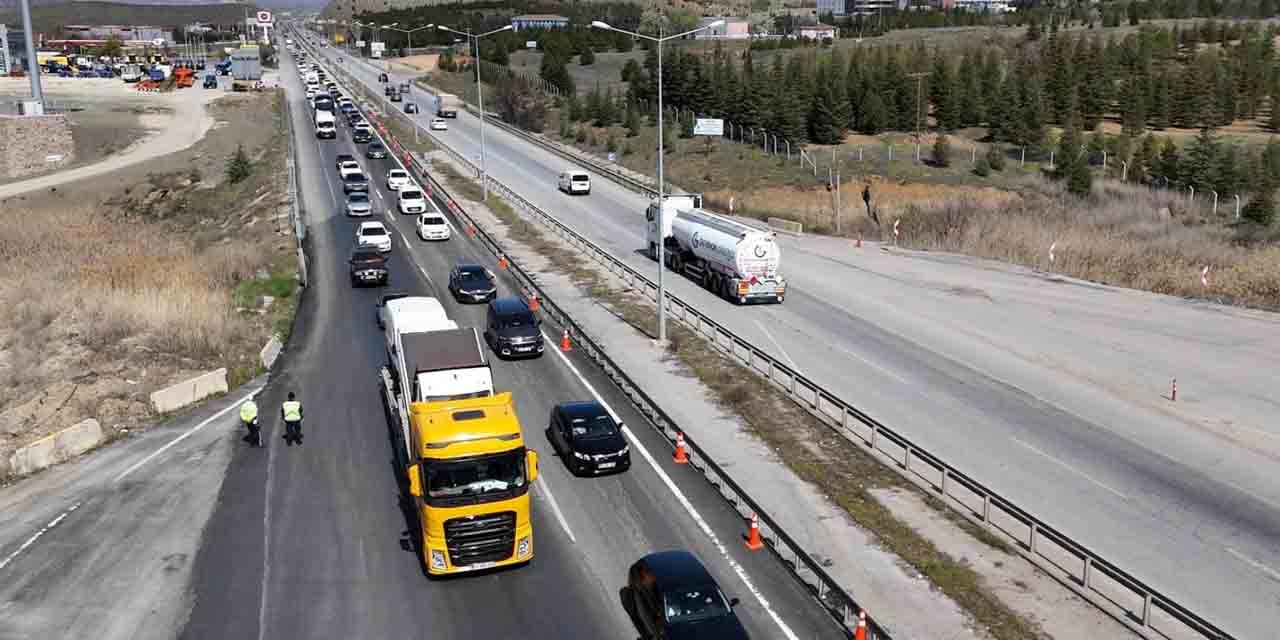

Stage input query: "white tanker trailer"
[{"left": 645, "top": 194, "right": 786, "bottom": 304}]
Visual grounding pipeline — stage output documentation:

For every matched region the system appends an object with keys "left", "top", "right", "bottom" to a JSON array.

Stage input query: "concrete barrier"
[
  {"left": 260, "top": 335, "right": 283, "bottom": 370},
  {"left": 8, "top": 418, "right": 104, "bottom": 476},
  {"left": 150, "top": 368, "right": 228, "bottom": 414},
  {"left": 767, "top": 217, "right": 804, "bottom": 236}
]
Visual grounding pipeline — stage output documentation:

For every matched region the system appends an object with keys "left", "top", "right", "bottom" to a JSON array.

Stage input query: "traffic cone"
[
  {"left": 528, "top": 294, "right": 539, "bottom": 312},
  {"left": 466, "top": 223, "right": 476, "bottom": 237},
  {"left": 745, "top": 513, "right": 764, "bottom": 551},
  {"left": 855, "top": 609, "right": 867, "bottom": 640},
  {"left": 559, "top": 328, "right": 571, "bottom": 353},
  {"left": 673, "top": 431, "right": 689, "bottom": 464},
  {"left": 498, "top": 254, "right": 508, "bottom": 270}
]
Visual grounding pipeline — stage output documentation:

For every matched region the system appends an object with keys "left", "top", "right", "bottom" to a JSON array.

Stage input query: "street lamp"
[
  {"left": 383, "top": 23, "right": 434, "bottom": 54},
  {"left": 438, "top": 23, "right": 513, "bottom": 201},
  {"left": 591, "top": 18, "right": 723, "bottom": 344}
]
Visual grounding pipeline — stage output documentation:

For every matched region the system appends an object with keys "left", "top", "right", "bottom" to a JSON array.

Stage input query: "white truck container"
[
  {"left": 314, "top": 109, "right": 336, "bottom": 139},
  {"left": 646, "top": 194, "right": 786, "bottom": 304},
  {"left": 434, "top": 92, "right": 460, "bottom": 118}
]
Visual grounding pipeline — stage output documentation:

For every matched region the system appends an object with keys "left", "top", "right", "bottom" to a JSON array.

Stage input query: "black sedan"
[
  {"left": 448, "top": 263, "right": 496, "bottom": 303},
  {"left": 366, "top": 142, "right": 388, "bottom": 159},
  {"left": 348, "top": 247, "right": 388, "bottom": 287},
  {"left": 625, "top": 551, "right": 748, "bottom": 640},
  {"left": 548, "top": 401, "right": 629, "bottom": 476}
]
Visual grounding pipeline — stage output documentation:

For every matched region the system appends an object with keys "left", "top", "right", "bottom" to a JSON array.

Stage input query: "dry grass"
[{"left": 896, "top": 178, "right": 1280, "bottom": 309}]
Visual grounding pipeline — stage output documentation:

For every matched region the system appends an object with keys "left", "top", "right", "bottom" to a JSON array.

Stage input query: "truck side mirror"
[
  {"left": 729, "top": 597, "right": 740, "bottom": 608},
  {"left": 407, "top": 464, "right": 422, "bottom": 497},
  {"left": 526, "top": 450, "right": 539, "bottom": 483}
]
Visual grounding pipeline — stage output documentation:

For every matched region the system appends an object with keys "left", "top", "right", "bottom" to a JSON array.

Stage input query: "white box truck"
[{"left": 646, "top": 194, "right": 787, "bottom": 304}]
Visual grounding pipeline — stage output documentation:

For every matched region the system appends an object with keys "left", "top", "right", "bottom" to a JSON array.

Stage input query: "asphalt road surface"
[
  {"left": 309, "top": 36, "right": 1280, "bottom": 639},
  {"left": 179, "top": 48, "right": 843, "bottom": 640}
]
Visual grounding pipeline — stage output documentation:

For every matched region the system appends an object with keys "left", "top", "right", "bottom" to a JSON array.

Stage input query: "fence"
[
  {"left": 321, "top": 45, "right": 1237, "bottom": 640},
  {"left": 319, "top": 49, "right": 890, "bottom": 640}
]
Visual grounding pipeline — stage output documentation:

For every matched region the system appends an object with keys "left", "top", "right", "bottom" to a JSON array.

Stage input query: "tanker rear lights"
[
  {"left": 737, "top": 282, "right": 750, "bottom": 295},
  {"left": 775, "top": 287, "right": 786, "bottom": 294}
]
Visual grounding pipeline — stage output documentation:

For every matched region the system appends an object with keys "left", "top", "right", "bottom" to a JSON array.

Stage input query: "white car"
[
  {"left": 429, "top": 118, "right": 448, "bottom": 131},
  {"left": 386, "top": 169, "right": 412, "bottom": 191},
  {"left": 398, "top": 188, "right": 427, "bottom": 215},
  {"left": 416, "top": 213, "right": 451, "bottom": 241},
  {"left": 338, "top": 160, "right": 362, "bottom": 179},
  {"left": 355, "top": 221, "right": 392, "bottom": 253}
]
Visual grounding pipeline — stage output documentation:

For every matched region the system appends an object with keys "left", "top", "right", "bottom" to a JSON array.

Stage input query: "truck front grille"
[{"left": 444, "top": 511, "right": 516, "bottom": 566}]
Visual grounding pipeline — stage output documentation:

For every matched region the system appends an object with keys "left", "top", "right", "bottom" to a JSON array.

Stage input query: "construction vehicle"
[
  {"left": 646, "top": 194, "right": 787, "bottom": 304},
  {"left": 174, "top": 67, "right": 195, "bottom": 88},
  {"left": 378, "top": 298, "right": 537, "bottom": 575},
  {"left": 121, "top": 64, "right": 143, "bottom": 82}
]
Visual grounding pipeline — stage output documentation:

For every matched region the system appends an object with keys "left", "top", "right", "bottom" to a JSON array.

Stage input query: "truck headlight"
[
  {"left": 517, "top": 536, "right": 531, "bottom": 557},
  {"left": 430, "top": 549, "right": 446, "bottom": 570}
]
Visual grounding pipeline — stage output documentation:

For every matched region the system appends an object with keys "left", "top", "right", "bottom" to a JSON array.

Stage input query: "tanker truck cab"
[
  {"left": 646, "top": 194, "right": 787, "bottom": 305},
  {"left": 405, "top": 393, "right": 538, "bottom": 574}
]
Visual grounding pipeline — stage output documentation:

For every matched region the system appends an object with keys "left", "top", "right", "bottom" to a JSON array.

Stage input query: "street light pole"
[
  {"left": 439, "top": 24, "right": 512, "bottom": 201},
  {"left": 18, "top": 0, "right": 43, "bottom": 110},
  {"left": 592, "top": 18, "right": 723, "bottom": 344}
]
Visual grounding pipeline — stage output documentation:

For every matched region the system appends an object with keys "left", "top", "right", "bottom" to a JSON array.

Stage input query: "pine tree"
[
  {"left": 621, "top": 59, "right": 640, "bottom": 83},
  {"left": 1184, "top": 127, "right": 1220, "bottom": 192},
  {"left": 625, "top": 106, "right": 641, "bottom": 137},
  {"left": 1133, "top": 133, "right": 1160, "bottom": 183},
  {"left": 932, "top": 134, "right": 952, "bottom": 167},
  {"left": 1270, "top": 89, "right": 1280, "bottom": 132},
  {"left": 1241, "top": 190, "right": 1276, "bottom": 225},
  {"left": 1081, "top": 38, "right": 1110, "bottom": 130},
  {"left": 1150, "top": 71, "right": 1172, "bottom": 130},
  {"left": 1057, "top": 116, "right": 1084, "bottom": 181},
  {"left": 809, "top": 81, "right": 844, "bottom": 144},
  {"left": 859, "top": 90, "right": 889, "bottom": 134},
  {"left": 1214, "top": 145, "right": 1241, "bottom": 196},
  {"left": 1047, "top": 33, "right": 1077, "bottom": 123},
  {"left": 1156, "top": 138, "right": 1182, "bottom": 185},
  {"left": 957, "top": 50, "right": 982, "bottom": 128},
  {"left": 986, "top": 144, "right": 1006, "bottom": 171},
  {"left": 1120, "top": 75, "right": 1148, "bottom": 137}
]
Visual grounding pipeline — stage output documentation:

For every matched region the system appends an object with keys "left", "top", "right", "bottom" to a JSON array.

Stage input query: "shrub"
[
  {"left": 932, "top": 134, "right": 951, "bottom": 167},
  {"left": 974, "top": 155, "right": 991, "bottom": 177},
  {"left": 986, "top": 145, "right": 1006, "bottom": 171},
  {"left": 574, "top": 127, "right": 587, "bottom": 144},
  {"left": 226, "top": 144, "right": 251, "bottom": 184}
]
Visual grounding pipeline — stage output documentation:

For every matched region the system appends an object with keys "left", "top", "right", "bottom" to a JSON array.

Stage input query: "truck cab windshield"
[{"left": 425, "top": 450, "right": 527, "bottom": 504}]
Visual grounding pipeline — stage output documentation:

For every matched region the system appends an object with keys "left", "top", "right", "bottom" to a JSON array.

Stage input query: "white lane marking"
[
  {"left": 258, "top": 381, "right": 281, "bottom": 640},
  {"left": 0, "top": 501, "right": 82, "bottom": 572},
  {"left": 1012, "top": 438, "right": 1129, "bottom": 500},
  {"left": 1219, "top": 477, "right": 1280, "bottom": 513},
  {"left": 113, "top": 388, "right": 263, "bottom": 484},
  {"left": 1225, "top": 547, "right": 1280, "bottom": 582},
  {"left": 829, "top": 340, "right": 909, "bottom": 386},
  {"left": 542, "top": 329, "right": 801, "bottom": 640},
  {"left": 752, "top": 320, "right": 801, "bottom": 375},
  {"left": 535, "top": 475, "right": 577, "bottom": 544}
]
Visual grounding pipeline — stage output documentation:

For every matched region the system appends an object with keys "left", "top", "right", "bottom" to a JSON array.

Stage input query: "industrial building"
[{"left": 510, "top": 14, "right": 570, "bottom": 31}]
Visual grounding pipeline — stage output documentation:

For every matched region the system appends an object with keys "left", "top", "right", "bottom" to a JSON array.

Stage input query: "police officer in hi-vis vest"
[{"left": 281, "top": 392, "right": 304, "bottom": 446}]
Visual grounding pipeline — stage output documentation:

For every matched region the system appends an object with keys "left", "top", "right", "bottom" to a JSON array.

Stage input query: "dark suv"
[
  {"left": 483, "top": 297, "right": 543, "bottom": 359},
  {"left": 348, "top": 247, "right": 388, "bottom": 287},
  {"left": 624, "top": 551, "right": 748, "bottom": 640}
]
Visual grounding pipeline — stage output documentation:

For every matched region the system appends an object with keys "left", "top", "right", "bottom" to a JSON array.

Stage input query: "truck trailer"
[
  {"left": 435, "top": 92, "right": 460, "bottom": 118},
  {"left": 646, "top": 194, "right": 786, "bottom": 304},
  {"left": 379, "top": 300, "right": 536, "bottom": 575}
]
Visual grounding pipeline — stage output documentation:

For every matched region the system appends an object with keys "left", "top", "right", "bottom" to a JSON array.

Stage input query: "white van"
[
  {"left": 314, "top": 110, "right": 336, "bottom": 139},
  {"left": 558, "top": 168, "right": 591, "bottom": 195}
]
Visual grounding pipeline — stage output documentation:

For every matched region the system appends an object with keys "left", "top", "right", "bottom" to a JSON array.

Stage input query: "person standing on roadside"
[
  {"left": 281, "top": 392, "right": 304, "bottom": 446},
  {"left": 240, "top": 399, "right": 261, "bottom": 448}
]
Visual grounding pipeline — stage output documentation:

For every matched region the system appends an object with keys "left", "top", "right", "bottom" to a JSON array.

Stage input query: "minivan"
[
  {"left": 558, "top": 169, "right": 590, "bottom": 195},
  {"left": 484, "top": 297, "right": 544, "bottom": 359}
]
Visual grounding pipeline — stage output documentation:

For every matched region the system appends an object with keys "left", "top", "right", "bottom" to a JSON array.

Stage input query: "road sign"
[
  {"left": 256, "top": 11, "right": 274, "bottom": 26},
  {"left": 526, "top": 41, "right": 537, "bottom": 48},
  {"left": 356, "top": 40, "right": 366, "bottom": 47},
  {"left": 693, "top": 118, "right": 724, "bottom": 136}
]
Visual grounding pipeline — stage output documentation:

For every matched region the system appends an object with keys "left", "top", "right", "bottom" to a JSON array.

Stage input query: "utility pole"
[
  {"left": 18, "top": 0, "right": 43, "bottom": 110},
  {"left": 907, "top": 71, "right": 929, "bottom": 144}
]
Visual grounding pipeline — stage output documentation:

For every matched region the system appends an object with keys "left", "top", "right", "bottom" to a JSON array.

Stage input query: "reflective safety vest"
[
  {"left": 281, "top": 400, "right": 302, "bottom": 422},
  {"left": 240, "top": 400, "right": 258, "bottom": 422}
]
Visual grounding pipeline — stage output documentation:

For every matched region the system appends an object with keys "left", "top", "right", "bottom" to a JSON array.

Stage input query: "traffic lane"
[
  {"left": 300, "top": 118, "right": 624, "bottom": 639},
  {"left": 321, "top": 49, "right": 843, "bottom": 638},
  {"left": 358, "top": 156, "right": 844, "bottom": 639}
]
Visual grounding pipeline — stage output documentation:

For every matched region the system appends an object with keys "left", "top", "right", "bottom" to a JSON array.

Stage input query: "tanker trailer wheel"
[{"left": 648, "top": 243, "right": 657, "bottom": 261}]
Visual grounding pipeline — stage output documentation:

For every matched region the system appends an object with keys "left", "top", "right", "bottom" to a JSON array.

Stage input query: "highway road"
[
  {"left": 313, "top": 39, "right": 1280, "bottom": 638},
  {"left": 180, "top": 48, "right": 843, "bottom": 640}
]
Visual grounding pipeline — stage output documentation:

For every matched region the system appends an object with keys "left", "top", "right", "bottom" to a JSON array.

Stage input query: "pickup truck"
[{"left": 349, "top": 247, "right": 389, "bottom": 287}]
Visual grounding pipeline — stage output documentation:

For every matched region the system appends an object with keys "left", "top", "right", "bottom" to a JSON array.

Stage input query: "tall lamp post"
[
  {"left": 591, "top": 19, "right": 723, "bottom": 344},
  {"left": 18, "top": 0, "right": 43, "bottom": 111},
  {"left": 438, "top": 24, "right": 513, "bottom": 201},
  {"left": 383, "top": 24, "right": 434, "bottom": 54}
]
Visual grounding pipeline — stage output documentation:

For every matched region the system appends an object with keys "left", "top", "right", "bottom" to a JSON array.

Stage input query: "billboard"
[
  {"left": 256, "top": 11, "right": 273, "bottom": 26},
  {"left": 693, "top": 118, "right": 724, "bottom": 136},
  {"left": 0, "top": 25, "right": 9, "bottom": 76}
]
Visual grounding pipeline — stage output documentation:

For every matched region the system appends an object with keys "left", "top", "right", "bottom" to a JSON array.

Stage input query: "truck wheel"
[{"left": 648, "top": 243, "right": 657, "bottom": 261}]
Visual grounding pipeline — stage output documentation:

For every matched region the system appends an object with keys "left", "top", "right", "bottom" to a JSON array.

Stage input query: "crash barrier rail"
[
  {"left": 312, "top": 50, "right": 889, "bottom": 640},
  {"left": 403, "top": 76, "right": 1235, "bottom": 640},
  {"left": 322, "top": 46, "right": 1235, "bottom": 640},
  {"left": 281, "top": 85, "right": 309, "bottom": 288}
]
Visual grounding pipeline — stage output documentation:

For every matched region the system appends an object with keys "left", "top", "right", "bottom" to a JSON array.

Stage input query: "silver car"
[{"left": 346, "top": 192, "right": 372, "bottom": 217}]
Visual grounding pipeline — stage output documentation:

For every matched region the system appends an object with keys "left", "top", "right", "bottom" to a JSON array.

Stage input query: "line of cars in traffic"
[{"left": 298, "top": 39, "right": 755, "bottom": 639}]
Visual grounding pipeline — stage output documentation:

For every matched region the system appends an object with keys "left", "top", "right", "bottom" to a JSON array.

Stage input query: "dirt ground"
[{"left": 0, "top": 90, "right": 295, "bottom": 481}]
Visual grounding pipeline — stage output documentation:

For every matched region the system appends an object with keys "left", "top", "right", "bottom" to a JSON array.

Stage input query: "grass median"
[{"left": 430, "top": 153, "right": 1040, "bottom": 640}]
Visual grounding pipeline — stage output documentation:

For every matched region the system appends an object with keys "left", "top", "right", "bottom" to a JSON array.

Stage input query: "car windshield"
[
  {"left": 370, "top": 143, "right": 384, "bottom": 150},
  {"left": 346, "top": 173, "right": 366, "bottom": 181},
  {"left": 361, "top": 227, "right": 386, "bottom": 236},
  {"left": 569, "top": 414, "right": 616, "bottom": 439},
  {"left": 390, "top": 171, "right": 407, "bottom": 179},
  {"left": 459, "top": 272, "right": 491, "bottom": 287},
  {"left": 401, "top": 190, "right": 422, "bottom": 200},
  {"left": 425, "top": 449, "right": 527, "bottom": 503},
  {"left": 348, "top": 194, "right": 369, "bottom": 203},
  {"left": 663, "top": 585, "right": 732, "bottom": 624},
  {"left": 500, "top": 314, "right": 533, "bottom": 329},
  {"left": 422, "top": 216, "right": 446, "bottom": 226}
]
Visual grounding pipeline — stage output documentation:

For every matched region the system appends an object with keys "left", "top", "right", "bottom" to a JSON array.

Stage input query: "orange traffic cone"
[
  {"left": 855, "top": 609, "right": 867, "bottom": 640},
  {"left": 559, "top": 328, "right": 571, "bottom": 353},
  {"left": 673, "top": 431, "right": 689, "bottom": 464},
  {"left": 528, "top": 294, "right": 539, "bottom": 312},
  {"left": 745, "top": 513, "right": 764, "bottom": 551},
  {"left": 467, "top": 223, "right": 476, "bottom": 237},
  {"left": 498, "top": 255, "right": 508, "bottom": 270}
]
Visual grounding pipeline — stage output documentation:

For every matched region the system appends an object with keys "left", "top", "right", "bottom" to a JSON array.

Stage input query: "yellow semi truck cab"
[{"left": 406, "top": 392, "right": 538, "bottom": 574}]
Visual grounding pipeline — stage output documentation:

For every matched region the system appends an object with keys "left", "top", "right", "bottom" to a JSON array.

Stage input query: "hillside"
[{"left": 0, "top": 1, "right": 256, "bottom": 34}]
